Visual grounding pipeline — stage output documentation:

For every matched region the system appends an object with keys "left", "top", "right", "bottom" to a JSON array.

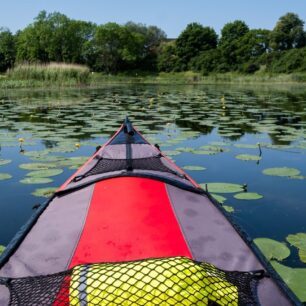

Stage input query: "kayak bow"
[{"left": 0, "top": 118, "right": 301, "bottom": 305}]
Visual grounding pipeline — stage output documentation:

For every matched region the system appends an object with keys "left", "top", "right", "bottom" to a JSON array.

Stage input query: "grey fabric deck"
[{"left": 166, "top": 184, "right": 293, "bottom": 306}]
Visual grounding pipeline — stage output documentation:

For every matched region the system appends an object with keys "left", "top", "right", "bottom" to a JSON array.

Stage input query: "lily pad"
[
  {"left": 176, "top": 147, "right": 194, "bottom": 153},
  {"left": 234, "top": 192, "right": 263, "bottom": 200},
  {"left": 182, "top": 165, "right": 206, "bottom": 171},
  {"left": 192, "top": 150, "right": 218, "bottom": 155},
  {"left": 20, "top": 177, "right": 53, "bottom": 184},
  {"left": 235, "top": 154, "right": 262, "bottom": 161},
  {"left": 19, "top": 163, "right": 57, "bottom": 170},
  {"left": 202, "top": 183, "right": 244, "bottom": 193},
  {"left": 254, "top": 238, "right": 290, "bottom": 261},
  {"left": 31, "top": 187, "right": 57, "bottom": 198},
  {"left": 211, "top": 194, "right": 226, "bottom": 204},
  {"left": 0, "top": 159, "right": 11, "bottom": 166},
  {"left": 271, "top": 261, "right": 306, "bottom": 302},
  {"left": 286, "top": 233, "right": 306, "bottom": 264},
  {"left": 26, "top": 169, "right": 63, "bottom": 178},
  {"left": 262, "top": 167, "right": 300, "bottom": 177},
  {"left": 162, "top": 150, "right": 181, "bottom": 156},
  {"left": 0, "top": 245, "right": 5, "bottom": 256},
  {"left": 234, "top": 144, "right": 259, "bottom": 149},
  {"left": 0, "top": 173, "right": 12, "bottom": 181},
  {"left": 223, "top": 205, "right": 235, "bottom": 213}
]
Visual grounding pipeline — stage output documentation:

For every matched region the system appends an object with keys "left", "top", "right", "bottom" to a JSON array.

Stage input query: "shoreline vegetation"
[
  {"left": 0, "top": 63, "right": 306, "bottom": 89},
  {"left": 1, "top": 11, "right": 306, "bottom": 89}
]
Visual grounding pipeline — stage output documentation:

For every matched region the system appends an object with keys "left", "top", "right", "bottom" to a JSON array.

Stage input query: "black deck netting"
[
  {"left": 0, "top": 256, "right": 264, "bottom": 306},
  {"left": 74, "top": 156, "right": 181, "bottom": 182}
]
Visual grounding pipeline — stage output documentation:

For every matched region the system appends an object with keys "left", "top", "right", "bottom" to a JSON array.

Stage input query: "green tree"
[
  {"left": 0, "top": 28, "right": 16, "bottom": 72},
  {"left": 189, "top": 49, "right": 221, "bottom": 74},
  {"left": 157, "top": 41, "right": 179, "bottom": 72},
  {"left": 16, "top": 11, "right": 96, "bottom": 64},
  {"left": 270, "top": 13, "right": 306, "bottom": 50},
  {"left": 176, "top": 23, "right": 218, "bottom": 69},
  {"left": 93, "top": 23, "right": 146, "bottom": 72},
  {"left": 124, "top": 22, "right": 166, "bottom": 70},
  {"left": 219, "top": 20, "right": 249, "bottom": 69}
]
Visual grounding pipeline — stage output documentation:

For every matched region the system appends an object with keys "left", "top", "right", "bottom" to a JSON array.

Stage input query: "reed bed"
[{"left": 7, "top": 63, "right": 90, "bottom": 85}]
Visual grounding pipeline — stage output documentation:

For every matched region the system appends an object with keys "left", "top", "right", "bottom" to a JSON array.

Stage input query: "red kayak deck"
[{"left": 70, "top": 177, "right": 192, "bottom": 267}]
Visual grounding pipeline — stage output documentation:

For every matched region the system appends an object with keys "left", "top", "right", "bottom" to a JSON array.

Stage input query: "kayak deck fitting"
[{"left": 0, "top": 118, "right": 301, "bottom": 305}]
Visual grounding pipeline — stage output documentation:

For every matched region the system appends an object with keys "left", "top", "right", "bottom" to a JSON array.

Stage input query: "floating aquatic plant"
[
  {"left": 271, "top": 261, "right": 306, "bottom": 302},
  {"left": 0, "top": 173, "right": 12, "bottom": 181},
  {"left": 0, "top": 245, "right": 5, "bottom": 256},
  {"left": 26, "top": 169, "right": 63, "bottom": 178},
  {"left": 234, "top": 144, "right": 259, "bottom": 149},
  {"left": 223, "top": 205, "right": 235, "bottom": 213},
  {"left": 234, "top": 192, "right": 263, "bottom": 200},
  {"left": 0, "top": 159, "right": 11, "bottom": 166},
  {"left": 31, "top": 187, "right": 57, "bottom": 198},
  {"left": 20, "top": 177, "right": 53, "bottom": 184},
  {"left": 211, "top": 194, "right": 226, "bottom": 204},
  {"left": 286, "top": 233, "right": 306, "bottom": 264},
  {"left": 235, "top": 154, "right": 261, "bottom": 161},
  {"left": 262, "top": 167, "right": 300, "bottom": 177},
  {"left": 254, "top": 237, "right": 290, "bottom": 261},
  {"left": 182, "top": 165, "right": 206, "bottom": 171},
  {"left": 202, "top": 183, "right": 244, "bottom": 194},
  {"left": 19, "top": 163, "right": 58, "bottom": 170}
]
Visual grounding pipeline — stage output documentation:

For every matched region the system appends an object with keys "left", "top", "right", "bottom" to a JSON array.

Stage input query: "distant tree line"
[{"left": 0, "top": 11, "right": 306, "bottom": 74}]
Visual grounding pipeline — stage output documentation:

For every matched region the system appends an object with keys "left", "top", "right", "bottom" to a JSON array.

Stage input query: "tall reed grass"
[{"left": 7, "top": 63, "right": 90, "bottom": 85}]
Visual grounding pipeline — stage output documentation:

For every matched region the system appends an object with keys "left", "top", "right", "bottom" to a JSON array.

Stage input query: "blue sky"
[{"left": 1, "top": 0, "right": 306, "bottom": 37}]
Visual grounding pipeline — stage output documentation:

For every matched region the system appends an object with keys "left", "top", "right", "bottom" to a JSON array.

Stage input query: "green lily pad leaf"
[
  {"left": 59, "top": 156, "right": 88, "bottom": 168},
  {"left": 209, "top": 141, "right": 231, "bottom": 146},
  {"left": 286, "top": 233, "right": 306, "bottom": 264},
  {"left": 202, "top": 183, "right": 244, "bottom": 193},
  {"left": 19, "top": 163, "right": 58, "bottom": 170},
  {"left": 254, "top": 238, "right": 290, "bottom": 261},
  {"left": 192, "top": 150, "right": 218, "bottom": 155},
  {"left": 182, "top": 165, "right": 206, "bottom": 171},
  {"left": 20, "top": 177, "right": 53, "bottom": 184},
  {"left": 234, "top": 192, "right": 263, "bottom": 200},
  {"left": 23, "top": 150, "right": 49, "bottom": 158},
  {"left": 211, "top": 194, "right": 226, "bottom": 204},
  {"left": 271, "top": 261, "right": 306, "bottom": 302},
  {"left": 0, "top": 245, "right": 5, "bottom": 256},
  {"left": 199, "top": 145, "right": 225, "bottom": 152},
  {"left": 26, "top": 169, "right": 63, "bottom": 178},
  {"left": 234, "top": 143, "right": 259, "bottom": 149},
  {"left": 0, "top": 159, "right": 11, "bottom": 166},
  {"left": 31, "top": 187, "right": 57, "bottom": 198},
  {"left": 262, "top": 167, "right": 300, "bottom": 177},
  {"left": 163, "top": 150, "right": 181, "bottom": 156},
  {"left": 235, "top": 154, "right": 262, "bottom": 161},
  {"left": 289, "top": 175, "right": 306, "bottom": 180},
  {"left": 0, "top": 173, "right": 12, "bottom": 180},
  {"left": 223, "top": 205, "right": 235, "bottom": 213},
  {"left": 176, "top": 147, "right": 194, "bottom": 153}
]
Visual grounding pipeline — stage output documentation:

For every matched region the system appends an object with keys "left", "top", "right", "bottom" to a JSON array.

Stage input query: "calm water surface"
[{"left": 0, "top": 84, "right": 305, "bottom": 270}]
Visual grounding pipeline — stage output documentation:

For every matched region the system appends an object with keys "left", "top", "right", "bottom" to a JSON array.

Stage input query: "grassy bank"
[
  {"left": 1, "top": 66, "right": 306, "bottom": 89},
  {"left": 90, "top": 71, "right": 306, "bottom": 85},
  {"left": 0, "top": 63, "right": 90, "bottom": 88}
]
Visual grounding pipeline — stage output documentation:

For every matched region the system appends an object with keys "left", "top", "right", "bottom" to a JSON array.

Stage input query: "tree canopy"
[
  {"left": 0, "top": 28, "right": 15, "bottom": 72},
  {"left": 176, "top": 23, "right": 217, "bottom": 69},
  {"left": 270, "top": 13, "right": 306, "bottom": 50},
  {"left": 0, "top": 11, "right": 306, "bottom": 75}
]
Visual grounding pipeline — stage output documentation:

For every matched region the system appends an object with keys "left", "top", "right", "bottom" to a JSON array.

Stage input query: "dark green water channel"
[{"left": 0, "top": 84, "right": 305, "bottom": 300}]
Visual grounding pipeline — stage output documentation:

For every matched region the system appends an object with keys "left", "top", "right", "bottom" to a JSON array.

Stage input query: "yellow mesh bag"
[
  {"left": 69, "top": 257, "right": 238, "bottom": 306},
  {"left": 1, "top": 256, "right": 262, "bottom": 305}
]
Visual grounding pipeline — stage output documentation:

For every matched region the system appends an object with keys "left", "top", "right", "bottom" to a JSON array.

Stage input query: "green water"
[{"left": 0, "top": 84, "right": 306, "bottom": 300}]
